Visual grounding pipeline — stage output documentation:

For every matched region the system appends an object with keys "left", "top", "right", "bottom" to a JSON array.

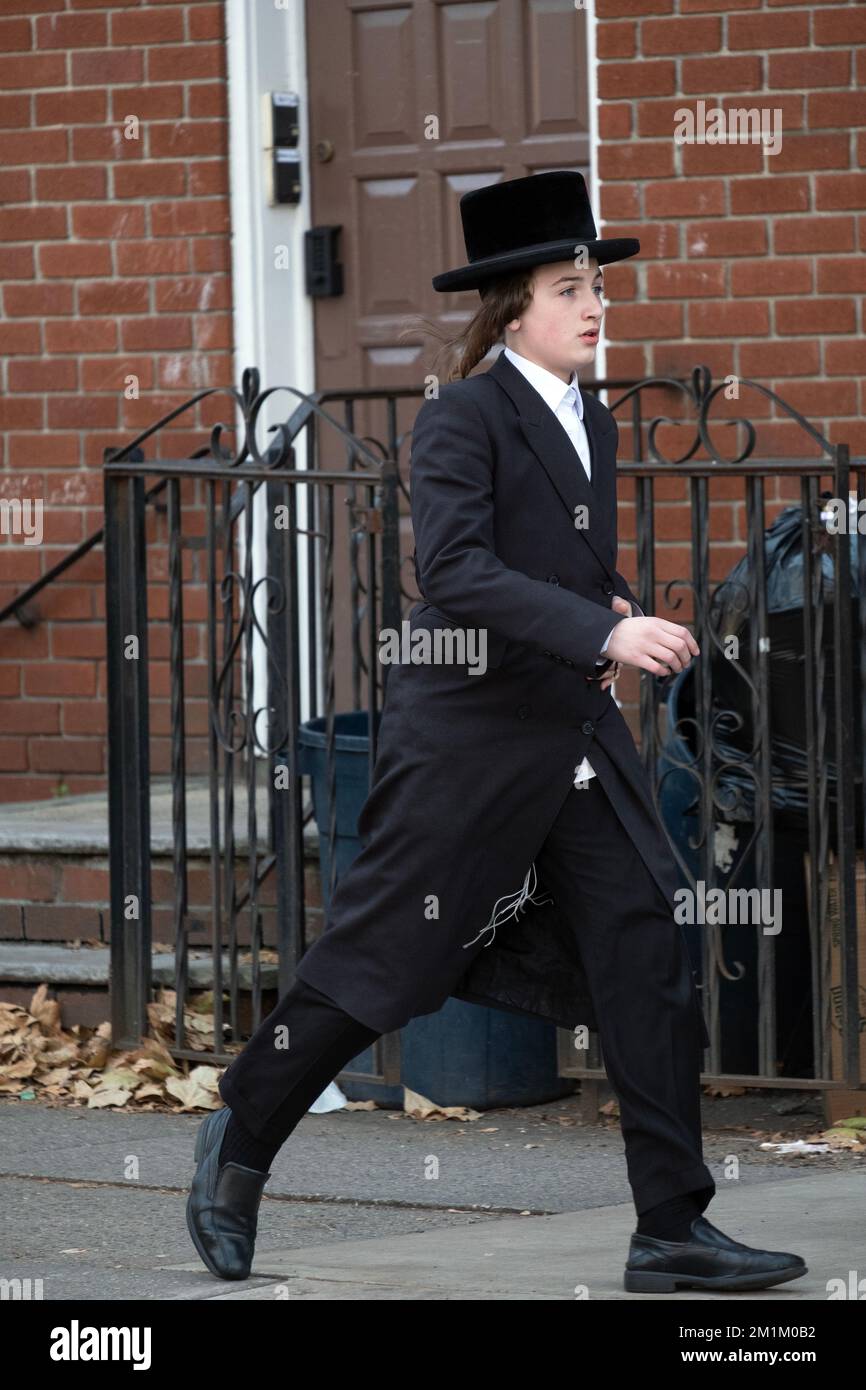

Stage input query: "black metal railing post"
[{"left": 104, "top": 468, "right": 152, "bottom": 1049}]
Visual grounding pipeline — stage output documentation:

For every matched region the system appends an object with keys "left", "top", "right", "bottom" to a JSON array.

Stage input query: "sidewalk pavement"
[{"left": 1, "top": 1093, "right": 861, "bottom": 1301}]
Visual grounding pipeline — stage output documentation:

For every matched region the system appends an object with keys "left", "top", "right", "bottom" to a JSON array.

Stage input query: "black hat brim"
[{"left": 431, "top": 235, "right": 640, "bottom": 293}]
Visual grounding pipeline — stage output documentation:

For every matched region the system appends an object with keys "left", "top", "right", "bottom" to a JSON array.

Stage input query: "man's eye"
[{"left": 594, "top": 284, "right": 604, "bottom": 297}]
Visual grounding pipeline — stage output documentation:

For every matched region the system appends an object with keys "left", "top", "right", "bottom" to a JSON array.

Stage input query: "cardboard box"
[{"left": 804, "top": 847, "right": 866, "bottom": 1087}]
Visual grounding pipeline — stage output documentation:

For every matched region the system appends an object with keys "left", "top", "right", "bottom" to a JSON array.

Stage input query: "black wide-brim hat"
[{"left": 431, "top": 170, "right": 640, "bottom": 294}]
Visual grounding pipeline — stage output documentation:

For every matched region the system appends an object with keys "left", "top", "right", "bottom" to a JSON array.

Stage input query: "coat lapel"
[{"left": 486, "top": 347, "right": 617, "bottom": 577}]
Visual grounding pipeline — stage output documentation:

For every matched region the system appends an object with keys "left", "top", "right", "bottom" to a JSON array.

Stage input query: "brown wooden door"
[{"left": 305, "top": 0, "right": 592, "bottom": 396}]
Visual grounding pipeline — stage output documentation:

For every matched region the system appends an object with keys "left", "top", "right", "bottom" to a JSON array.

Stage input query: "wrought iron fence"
[
  {"left": 561, "top": 367, "right": 866, "bottom": 1102},
  {"left": 101, "top": 363, "right": 866, "bottom": 1101}
]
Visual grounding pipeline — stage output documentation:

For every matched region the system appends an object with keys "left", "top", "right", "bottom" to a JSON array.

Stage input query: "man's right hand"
[{"left": 605, "top": 616, "right": 699, "bottom": 677}]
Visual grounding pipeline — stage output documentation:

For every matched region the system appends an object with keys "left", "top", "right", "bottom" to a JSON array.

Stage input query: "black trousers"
[{"left": 219, "top": 775, "right": 716, "bottom": 1217}]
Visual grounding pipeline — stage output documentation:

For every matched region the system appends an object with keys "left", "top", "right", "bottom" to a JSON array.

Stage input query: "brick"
[
  {"left": 6, "top": 433, "right": 81, "bottom": 468},
  {"left": 814, "top": 8, "right": 866, "bottom": 44},
  {"left": 598, "top": 60, "right": 675, "bottom": 99},
  {"left": 71, "top": 49, "right": 143, "bottom": 84},
  {"left": 775, "top": 299, "right": 856, "bottom": 335},
  {"left": 62, "top": 701, "right": 107, "bottom": 735},
  {"left": 0, "top": 701, "right": 61, "bottom": 734},
  {"left": 645, "top": 180, "right": 725, "bottom": 216},
  {"left": 39, "top": 242, "right": 113, "bottom": 277},
  {"left": 768, "top": 51, "right": 850, "bottom": 89},
  {"left": 643, "top": 15, "right": 721, "bottom": 53},
  {"left": 147, "top": 44, "right": 225, "bottom": 83},
  {"left": 739, "top": 336, "right": 817, "bottom": 375},
  {"left": 120, "top": 316, "right": 193, "bottom": 351},
  {"left": 59, "top": 864, "right": 110, "bottom": 904},
  {"left": 772, "top": 134, "right": 849, "bottom": 174},
  {"left": 150, "top": 200, "right": 230, "bottom": 237},
  {"left": 730, "top": 177, "right": 809, "bottom": 214},
  {"left": 149, "top": 121, "right": 227, "bottom": 160},
  {"left": 689, "top": 301, "right": 770, "bottom": 336},
  {"left": 0, "top": 859, "right": 58, "bottom": 902},
  {"left": 0, "top": 128, "right": 67, "bottom": 165},
  {"left": 35, "top": 165, "right": 107, "bottom": 201},
  {"left": 815, "top": 175, "right": 866, "bottom": 213},
  {"left": 188, "top": 83, "right": 227, "bottom": 120},
  {"left": 35, "top": 88, "right": 107, "bottom": 125},
  {"left": 731, "top": 259, "right": 813, "bottom": 295},
  {"left": 22, "top": 904, "right": 103, "bottom": 943},
  {"left": 24, "top": 662, "right": 96, "bottom": 697},
  {"left": 808, "top": 92, "right": 866, "bottom": 130},
  {"left": 598, "top": 141, "right": 674, "bottom": 179},
  {"left": 114, "top": 162, "right": 187, "bottom": 199},
  {"left": 597, "top": 21, "right": 637, "bottom": 58},
  {"left": 773, "top": 216, "right": 854, "bottom": 254},
  {"left": 728, "top": 12, "right": 809, "bottom": 47},
  {"left": 108, "top": 85, "right": 184, "bottom": 122},
  {"left": 71, "top": 204, "right": 146, "bottom": 239},
  {"left": 0, "top": 244, "right": 35, "bottom": 277},
  {"left": 0, "top": 739, "right": 29, "bottom": 771},
  {"left": 597, "top": 0, "right": 673, "bottom": 13},
  {"left": 0, "top": 53, "right": 66, "bottom": 89},
  {"left": 0, "top": 904, "right": 24, "bottom": 939},
  {"left": 4, "top": 283, "right": 73, "bottom": 317},
  {"left": 50, "top": 624, "right": 106, "bottom": 660},
  {"left": 44, "top": 320, "right": 118, "bottom": 353},
  {"left": 109, "top": 7, "right": 184, "bottom": 44},
  {"left": 35, "top": 11, "right": 106, "bottom": 47},
  {"left": 115, "top": 239, "right": 190, "bottom": 275},
  {"left": 684, "top": 220, "right": 767, "bottom": 256},
  {"left": 78, "top": 281, "right": 150, "bottom": 315},
  {"left": 0, "top": 205, "right": 67, "bottom": 241},
  {"left": 680, "top": 55, "right": 762, "bottom": 93},
  {"left": 646, "top": 262, "right": 727, "bottom": 297},
  {"left": 188, "top": 3, "right": 225, "bottom": 41},
  {"left": 825, "top": 340, "right": 866, "bottom": 377},
  {"left": 9, "top": 357, "right": 77, "bottom": 391},
  {"left": 29, "top": 738, "right": 104, "bottom": 773},
  {"left": 816, "top": 259, "right": 866, "bottom": 295}
]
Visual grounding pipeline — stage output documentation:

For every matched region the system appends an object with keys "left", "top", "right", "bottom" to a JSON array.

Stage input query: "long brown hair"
[{"left": 398, "top": 267, "right": 536, "bottom": 382}]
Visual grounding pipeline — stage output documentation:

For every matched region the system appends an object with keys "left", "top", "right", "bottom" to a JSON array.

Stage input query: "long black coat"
[{"left": 296, "top": 347, "right": 686, "bottom": 1037}]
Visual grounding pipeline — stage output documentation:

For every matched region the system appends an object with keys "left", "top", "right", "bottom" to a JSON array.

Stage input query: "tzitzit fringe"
[{"left": 462, "top": 860, "right": 553, "bottom": 950}]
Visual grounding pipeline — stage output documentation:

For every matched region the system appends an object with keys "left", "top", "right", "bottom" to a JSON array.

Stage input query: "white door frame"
[{"left": 224, "top": 0, "right": 317, "bottom": 748}]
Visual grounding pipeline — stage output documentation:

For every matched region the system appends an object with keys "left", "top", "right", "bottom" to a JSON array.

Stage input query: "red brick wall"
[
  {"left": 0, "top": 0, "right": 233, "bottom": 801},
  {"left": 595, "top": 0, "right": 866, "bottom": 629}
]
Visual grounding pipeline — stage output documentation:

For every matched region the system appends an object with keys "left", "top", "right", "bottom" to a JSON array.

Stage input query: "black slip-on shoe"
[
  {"left": 624, "top": 1214, "right": 808, "bottom": 1294},
  {"left": 186, "top": 1106, "right": 271, "bottom": 1281}
]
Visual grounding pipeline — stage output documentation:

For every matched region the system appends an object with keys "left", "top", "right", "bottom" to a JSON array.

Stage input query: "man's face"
[{"left": 504, "top": 258, "right": 605, "bottom": 381}]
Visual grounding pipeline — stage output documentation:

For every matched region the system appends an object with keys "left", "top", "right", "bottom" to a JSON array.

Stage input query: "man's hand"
[
  {"left": 597, "top": 596, "right": 632, "bottom": 688},
  {"left": 606, "top": 610, "right": 699, "bottom": 677}
]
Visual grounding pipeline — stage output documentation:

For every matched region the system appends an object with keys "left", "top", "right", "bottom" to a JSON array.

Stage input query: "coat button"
[
  {"left": 546, "top": 574, "right": 560, "bottom": 585},
  {"left": 517, "top": 704, "right": 531, "bottom": 719},
  {"left": 581, "top": 719, "right": 594, "bottom": 735},
  {"left": 603, "top": 582, "right": 614, "bottom": 595}
]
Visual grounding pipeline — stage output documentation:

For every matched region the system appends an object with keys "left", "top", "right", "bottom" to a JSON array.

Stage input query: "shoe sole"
[
  {"left": 186, "top": 1110, "right": 249, "bottom": 1282},
  {"left": 624, "top": 1262, "right": 808, "bottom": 1294}
]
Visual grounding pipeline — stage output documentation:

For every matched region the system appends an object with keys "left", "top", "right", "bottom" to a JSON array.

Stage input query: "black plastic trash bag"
[{"left": 667, "top": 499, "right": 863, "bottom": 833}]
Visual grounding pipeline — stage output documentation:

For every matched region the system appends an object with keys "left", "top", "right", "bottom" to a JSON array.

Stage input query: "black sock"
[
  {"left": 637, "top": 1192, "right": 702, "bottom": 1242},
  {"left": 218, "top": 1108, "right": 279, "bottom": 1174}
]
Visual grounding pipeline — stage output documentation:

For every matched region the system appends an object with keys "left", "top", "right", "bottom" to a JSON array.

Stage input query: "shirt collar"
[{"left": 502, "top": 345, "right": 583, "bottom": 421}]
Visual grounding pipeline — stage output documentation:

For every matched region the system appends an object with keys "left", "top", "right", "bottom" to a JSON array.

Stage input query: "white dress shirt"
[{"left": 503, "top": 345, "right": 619, "bottom": 787}]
